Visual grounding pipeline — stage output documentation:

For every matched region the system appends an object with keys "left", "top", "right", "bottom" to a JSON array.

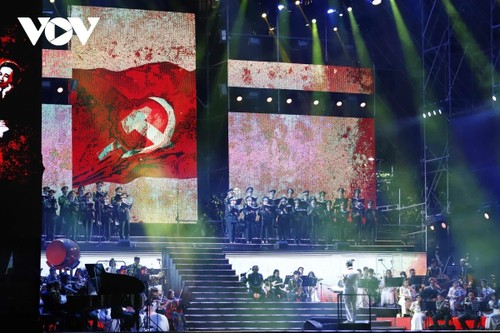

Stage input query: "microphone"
[{"left": 378, "top": 259, "right": 384, "bottom": 261}]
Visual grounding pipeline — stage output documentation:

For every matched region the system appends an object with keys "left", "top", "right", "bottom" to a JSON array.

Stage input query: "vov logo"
[{"left": 18, "top": 17, "right": 99, "bottom": 46}]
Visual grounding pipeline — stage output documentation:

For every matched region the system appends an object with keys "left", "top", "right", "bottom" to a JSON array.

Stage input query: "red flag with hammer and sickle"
[{"left": 71, "top": 61, "right": 196, "bottom": 186}]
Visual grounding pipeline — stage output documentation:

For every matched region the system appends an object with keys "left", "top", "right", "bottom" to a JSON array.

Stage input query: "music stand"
[
  {"left": 301, "top": 277, "right": 318, "bottom": 287},
  {"left": 139, "top": 277, "right": 162, "bottom": 332},
  {"left": 384, "top": 277, "right": 404, "bottom": 288}
]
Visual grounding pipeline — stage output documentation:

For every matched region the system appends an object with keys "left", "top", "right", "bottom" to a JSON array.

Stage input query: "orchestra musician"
[
  {"left": 447, "top": 279, "right": 467, "bottom": 316},
  {"left": 127, "top": 257, "right": 142, "bottom": 277},
  {"left": 459, "top": 255, "right": 475, "bottom": 290},
  {"left": 247, "top": 265, "right": 266, "bottom": 300},
  {"left": 380, "top": 269, "right": 397, "bottom": 307},
  {"left": 458, "top": 291, "right": 482, "bottom": 329},
  {"left": 431, "top": 293, "right": 452, "bottom": 329},
  {"left": 409, "top": 294, "right": 426, "bottom": 330},
  {"left": 398, "top": 278, "right": 416, "bottom": 317},
  {"left": 287, "top": 270, "right": 306, "bottom": 302},
  {"left": 264, "top": 269, "right": 287, "bottom": 301}
]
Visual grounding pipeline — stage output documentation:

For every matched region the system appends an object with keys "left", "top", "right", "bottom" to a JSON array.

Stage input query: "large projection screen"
[
  {"left": 228, "top": 112, "right": 376, "bottom": 202},
  {"left": 42, "top": 6, "right": 197, "bottom": 224}
]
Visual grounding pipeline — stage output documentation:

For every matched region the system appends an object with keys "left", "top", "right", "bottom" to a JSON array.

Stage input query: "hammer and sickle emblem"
[{"left": 98, "top": 97, "right": 176, "bottom": 160}]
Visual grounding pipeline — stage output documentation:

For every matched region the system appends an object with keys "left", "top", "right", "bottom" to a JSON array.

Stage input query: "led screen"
[
  {"left": 228, "top": 59, "right": 374, "bottom": 94},
  {"left": 228, "top": 112, "right": 376, "bottom": 202},
  {"left": 42, "top": 6, "right": 197, "bottom": 223}
]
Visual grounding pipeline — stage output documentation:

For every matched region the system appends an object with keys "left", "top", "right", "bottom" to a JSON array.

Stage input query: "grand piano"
[{"left": 65, "top": 263, "right": 146, "bottom": 324}]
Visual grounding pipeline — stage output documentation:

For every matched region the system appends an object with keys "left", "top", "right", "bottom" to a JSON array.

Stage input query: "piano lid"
[{"left": 86, "top": 263, "right": 145, "bottom": 295}]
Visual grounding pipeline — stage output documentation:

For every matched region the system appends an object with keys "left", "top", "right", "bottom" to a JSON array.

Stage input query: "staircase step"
[
  {"left": 172, "top": 257, "right": 229, "bottom": 264},
  {"left": 184, "top": 280, "right": 243, "bottom": 287},
  {"left": 188, "top": 301, "right": 341, "bottom": 308},
  {"left": 188, "top": 285, "right": 248, "bottom": 292},
  {"left": 177, "top": 268, "right": 236, "bottom": 275},
  {"left": 181, "top": 274, "right": 240, "bottom": 282},
  {"left": 186, "top": 319, "right": 308, "bottom": 329},
  {"left": 167, "top": 252, "right": 227, "bottom": 259},
  {"left": 174, "top": 263, "right": 233, "bottom": 270}
]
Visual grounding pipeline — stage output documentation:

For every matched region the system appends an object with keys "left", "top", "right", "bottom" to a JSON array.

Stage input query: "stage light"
[
  {"left": 286, "top": 98, "right": 292, "bottom": 104},
  {"left": 236, "top": 96, "right": 243, "bottom": 102},
  {"left": 327, "top": 9, "right": 335, "bottom": 14},
  {"left": 295, "top": 0, "right": 300, "bottom": 5},
  {"left": 433, "top": 110, "right": 437, "bottom": 115},
  {"left": 333, "top": 27, "right": 338, "bottom": 32},
  {"left": 266, "top": 97, "right": 273, "bottom": 103},
  {"left": 261, "top": 13, "right": 267, "bottom": 18},
  {"left": 313, "top": 100, "right": 319, "bottom": 105},
  {"left": 372, "top": 0, "right": 382, "bottom": 5},
  {"left": 347, "top": 6, "right": 352, "bottom": 12},
  {"left": 312, "top": 19, "right": 317, "bottom": 24},
  {"left": 427, "top": 112, "right": 432, "bottom": 117},
  {"left": 57, "top": 86, "right": 64, "bottom": 93},
  {"left": 423, "top": 113, "right": 426, "bottom": 119},
  {"left": 278, "top": 4, "right": 285, "bottom": 11},
  {"left": 478, "top": 202, "right": 498, "bottom": 221},
  {"left": 360, "top": 102, "right": 366, "bottom": 108},
  {"left": 339, "top": 13, "right": 344, "bottom": 17},
  {"left": 336, "top": 100, "right": 343, "bottom": 106},
  {"left": 427, "top": 214, "right": 448, "bottom": 232},
  {"left": 493, "top": 95, "right": 497, "bottom": 101},
  {"left": 438, "top": 109, "right": 442, "bottom": 114}
]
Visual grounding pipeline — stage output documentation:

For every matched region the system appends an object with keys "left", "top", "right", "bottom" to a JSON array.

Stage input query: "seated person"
[
  {"left": 485, "top": 293, "right": 500, "bottom": 330},
  {"left": 247, "top": 265, "right": 266, "bottom": 300},
  {"left": 287, "top": 270, "right": 306, "bottom": 302},
  {"left": 409, "top": 294, "right": 426, "bottom": 331},
  {"left": 431, "top": 293, "right": 452, "bottom": 329},
  {"left": 264, "top": 269, "right": 287, "bottom": 301},
  {"left": 458, "top": 291, "right": 482, "bottom": 330}
]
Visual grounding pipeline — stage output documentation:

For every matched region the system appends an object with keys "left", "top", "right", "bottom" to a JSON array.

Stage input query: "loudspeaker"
[
  {"left": 303, "top": 317, "right": 339, "bottom": 330},
  {"left": 118, "top": 239, "right": 130, "bottom": 247},
  {"left": 274, "top": 240, "right": 288, "bottom": 249}
]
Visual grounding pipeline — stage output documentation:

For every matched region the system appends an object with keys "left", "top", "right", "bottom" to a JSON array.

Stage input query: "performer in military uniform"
[
  {"left": 259, "top": 196, "right": 277, "bottom": 244},
  {"left": 92, "top": 181, "right": 107, "bottom": 241},
  {"left": 242, "top": 196, "right": 259, "bottom": 243},
  {"left": 224, "top": 196, "right": 240, "bottom": 243},
  {"left": 307, "top": 196, "right": 321, "bottom": 244},
  {"left": 333, "top": 188, "right": 349, "bottom": 242},
  {"left": 350, "top": 188, "right": 365, "bottom": 245},
  {"left": 276, "top": 196, "right": 292, "bottom": 241}
]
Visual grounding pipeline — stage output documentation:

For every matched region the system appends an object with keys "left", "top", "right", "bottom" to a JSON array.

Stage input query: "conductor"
[{"left": 343, "top": 259, "right": 359, "bottom": 323}]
